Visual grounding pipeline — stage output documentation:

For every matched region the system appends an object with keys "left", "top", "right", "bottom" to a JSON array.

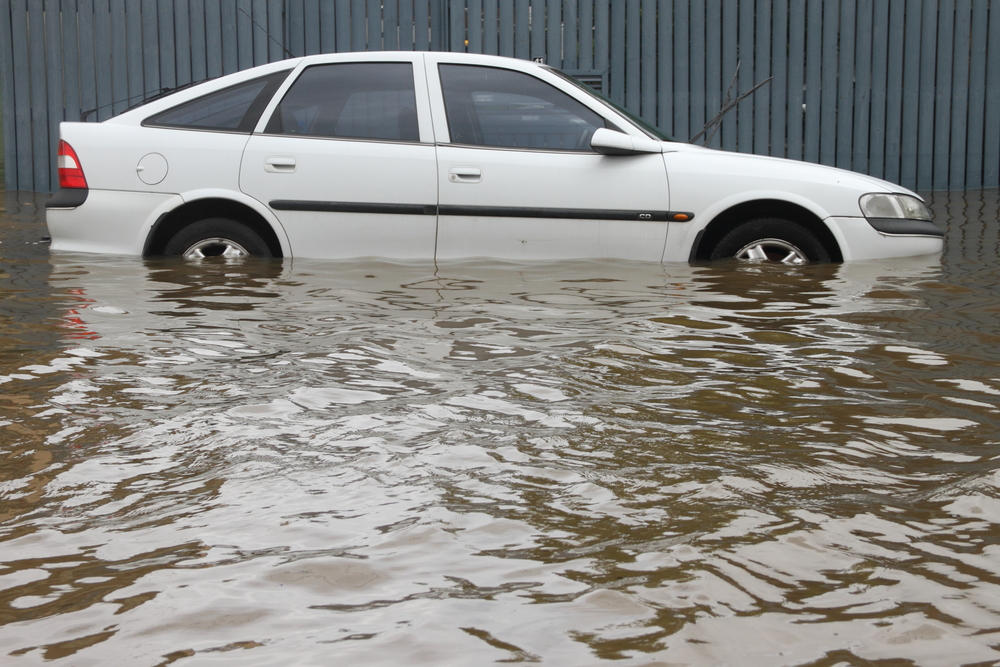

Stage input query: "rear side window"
[
  {"left": 439, "top": 64, "right": 607, "bottom": 151},
  {"left": 145, "top": 70, "right": 290, "bottom": 133},
  {"left": 264, "top": 62, "right": 420, "bottom": 142}
]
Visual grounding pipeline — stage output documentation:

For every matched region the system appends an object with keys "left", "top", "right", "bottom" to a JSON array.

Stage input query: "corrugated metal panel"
[{"left": 2, "top": 0, "right": 999, "bottom": 193}]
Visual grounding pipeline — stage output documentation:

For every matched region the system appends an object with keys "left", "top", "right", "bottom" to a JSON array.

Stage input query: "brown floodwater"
[{"left": 1, "top": 189, "right": 999, "bottom": 666}]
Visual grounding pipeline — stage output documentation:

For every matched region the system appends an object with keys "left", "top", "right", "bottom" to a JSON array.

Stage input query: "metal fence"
[{"left": 2, "top": 0, "right": 999, "bottom": 194}]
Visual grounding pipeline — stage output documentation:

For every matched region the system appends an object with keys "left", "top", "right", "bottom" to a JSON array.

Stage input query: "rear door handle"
[
  {"left": 265, "top": 156, "right": 296, "bottom": 173},
  {"left": 449, "top": 166, "right": 482, "bottom": 183}
]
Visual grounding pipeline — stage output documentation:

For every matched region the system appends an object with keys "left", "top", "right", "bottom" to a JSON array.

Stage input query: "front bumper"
[{"left": 825, "top": 216, "right": 944, "bottom": 261}]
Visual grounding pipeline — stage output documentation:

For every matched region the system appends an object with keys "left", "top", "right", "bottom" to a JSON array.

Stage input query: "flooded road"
[{"left": 2, "top": 190, "right": 999, "bottom": 666}]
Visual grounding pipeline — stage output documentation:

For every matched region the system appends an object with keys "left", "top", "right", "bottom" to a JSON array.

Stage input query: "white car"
[{"left": 46, "top": 51, "right": 943, "bottom": 264}]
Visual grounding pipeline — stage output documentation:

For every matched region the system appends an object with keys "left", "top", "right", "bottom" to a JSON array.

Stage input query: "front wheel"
[
  {"left": 709, "top": 218, "right": 831, "bottom": 265},
  {"left": 163, "top": 218, "right": 273, "bottom": 259}
]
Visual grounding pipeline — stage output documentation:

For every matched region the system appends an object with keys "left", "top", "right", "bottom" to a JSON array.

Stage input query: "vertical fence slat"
[
  {"left": 28, "top": 0, "right": 47, "bottom": 189},
  {"left": 593, "top": 0, "right": 608, "bottom": 80},
  {"left": 64, "top": 0, "right": 83, "bottom": 122},
  {"left": 688, "top": 0, "right": 705, "bottom": 138},
  {"left": 45, "top": 0, "right": 63, "bottom": 189},
  {"left": 835, "top": 0, "right": 854, "bottom": 169},
  {"left": 468, "top": 0, "right": 483, "bottom": 53},
  {"left": 933, "top": 0, "right": 955, "bottom": 189},
  {"left": 819, "top": 0, "right": 838, "bottom": 166},
  {"left": 221, "top": 0, "right": 238, "bottom": 73},
  {"left": 449, "top": 0, "right": 465, "bottom": 53},
  {"left": 0, "top": 0, "right": 18, "bottom": 188},
  {"left": 159, "top": 0, "right": 177, "bottom": 89},
  {"left": 303, "top": 0, "right": 320, "bottom": 54},
  {"left": 736, "top": 0, "right": 754, "bottom": 153},
  {"left": 173, "top": 1, "right": 192, "bottom": 86},
  {"left": 498, "top": 0, "right": 513, "bottom": 56},
  {"left": 335, "top": 0, "right": 351, "bottom": 52},
  {"left": 769, "top": 0, "right": 786, "bottom": 158},
  {"left": 251, "top": 0, "right": 270, "bottom": 62},
  {"left": 190, "top": 0, "right": 207, "bottom": 79},
  {"left": 949, "top": 0, "right": 971, "bottom": 189},
  {"left": 608, "top": 0, "right": 624, "bottom": 104},
  {"left": 368, "top": 0, "right": 381, "bottom": 50},
  {"left": 546, "top": 0, "right": 561, "bottom": 65},
  {"left": 720, "top": 0, "right": 737, "bottom": 150},
  {"left": 868, "top": 0, "right": 888, "bottom": 178},
  {"left": 673, "top": 0, "right": 689, "bottom": 141},
  {"left": 563, "top": 0, "right": 576, "bottom": 68},
  {"left": 985, "top": 0, "right": 1000, "bottom": 186},
  {"left": 78, "top": 0, "right": 97, "bottom": 116},
  {"left": 233, "top": 0, "right": 253, "bottom": 66},
  {"left": 350, "top": 0, "right": 365, "bottom": 50},
  {"left": 205, "top": 0, "right": 222, "bottom": 77},
  {"left": 127, "top": 0, "right": 144, "bottom": 98},
  {"left": 625, "top": 0, "right": 639, "bottom": 112},
  {"left": 384, "top": 0, "right": 399, "bottom": 50},
  {"left": 965, "top": 0, "right": 988, "bottom": 187},
  {"left": 140, "top": 0, "right": 159, "bottom": 89},
  {"left": 915, "top": 0, "right": 936, "bottom": 188},
  {"left": 803, "top": 0, "right": 821, "bottom": 163},
  {"left": 657, "top": 0, "right": 673, "bottom": 135},
  {"left": 287, "top": 0, "right": 303, "bottom": 55},
  {"left": 851, "top": 0, "right": 872, "bottom": 174},
  {"left": 93, "top": 0, "right": 113, "bottom": 122},
  {"left": 513, "top": 0, "right": 528, "bottom": 58},
  {"left": 753, "top": 0, "right": 770, "bottom": 156},
  {"left": 11, "top": 0, "right": 33, "bottom": 189},
  {"left": 400, "top": 0, "right": 415, "bottom": 51},
  {"left": 705, "top": 0, "right": 721, "bottom": 147},
  {"left": 497, "top": 0, "right": 512, "bottom": 56},
  {"left": 577, "top": 0, "right": 591, "bottom": 69},
  {"left": 899, "top": 0, "right": 921, "bottom": 187},
  {"left": 785, "top": 0, "right": 804, "bottom": 160},
  {"left": 883, "top": 0, "right": 905, "bottom": 184}
]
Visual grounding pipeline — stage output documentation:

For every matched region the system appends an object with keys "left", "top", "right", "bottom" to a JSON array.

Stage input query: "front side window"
[
  {"left": 145, "top": 70, "right": 289, "bottom": 133},
  {"left": 265, "top": 62, "right": 420, "bottom": 142},
  {"left": 439, "top": 64, "right": 607, "bottom": 151}
]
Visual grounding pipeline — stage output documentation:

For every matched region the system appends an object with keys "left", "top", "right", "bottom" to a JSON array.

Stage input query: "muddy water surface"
[{"left": 1, "top": 190, "right": 1000, "bottom": 666}]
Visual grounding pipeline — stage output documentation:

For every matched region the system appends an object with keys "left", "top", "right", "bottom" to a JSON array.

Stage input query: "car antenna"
[
  {"left": 688, "top": 61, "right": 772, "bottom": 146},
  {"left": 80, "top": 8, "right": 294, "bottom": 121},
  {"left": 238, "top": 7, "right": 295, "bottom": 59}
]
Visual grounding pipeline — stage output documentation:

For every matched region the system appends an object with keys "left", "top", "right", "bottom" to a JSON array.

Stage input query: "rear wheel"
[
  {"left": 163, "top": 218, "right": 272, "bottom": 259},
  {"left": 709, "top": 217, "right": 831, "bottom": 264}
]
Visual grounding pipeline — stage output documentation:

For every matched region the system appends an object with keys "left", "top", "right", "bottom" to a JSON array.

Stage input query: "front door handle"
[
  {"left": 449, "top": 166, "right": 482, "bottom": 183},
  {"left": 265, "top": 156, "right": 296, "bottom": 173}
]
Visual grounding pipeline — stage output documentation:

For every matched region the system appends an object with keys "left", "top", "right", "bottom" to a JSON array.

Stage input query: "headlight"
[{"left": 860, "top": 193, "right": 932, "bottom": 221}]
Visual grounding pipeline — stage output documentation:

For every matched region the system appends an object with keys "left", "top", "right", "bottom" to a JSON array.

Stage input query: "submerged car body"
[{"left": 46, "top": 51, "right": 944, "bottom": 264}]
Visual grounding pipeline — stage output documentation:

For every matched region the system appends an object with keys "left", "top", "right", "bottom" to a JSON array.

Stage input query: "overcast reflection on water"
[{"left": 1, "top": 190, "right": 1000, "bottom": 666}]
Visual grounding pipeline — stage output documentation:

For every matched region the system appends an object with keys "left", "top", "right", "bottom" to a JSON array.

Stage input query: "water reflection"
[{"left": 1, "top": 192, "right": 1000, "bottom": 665}]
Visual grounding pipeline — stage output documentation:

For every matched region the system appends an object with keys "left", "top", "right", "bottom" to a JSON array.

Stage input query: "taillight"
[{"left": 57, "top": 140, "right": 88, "bottom": 189}]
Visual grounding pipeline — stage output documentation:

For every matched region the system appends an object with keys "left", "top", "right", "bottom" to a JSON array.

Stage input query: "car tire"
[
  {"left": 163, "top": 218, "right": 273, "bottom": 259},
  {"left": 709, "top": 217, "right": 831, "bottom": 264}
]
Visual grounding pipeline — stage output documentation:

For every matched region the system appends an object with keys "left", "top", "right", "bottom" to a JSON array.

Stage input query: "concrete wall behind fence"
[{"left": 2, "top": 0, "right": 999, "bottom": 194}]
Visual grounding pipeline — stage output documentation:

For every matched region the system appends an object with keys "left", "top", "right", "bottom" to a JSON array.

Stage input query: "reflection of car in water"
[
  {"left": 47, "top": 254, "right": 943, "bottom": 350},
  {"left": 46, "top": 52, "right": 942, "bottom": 266}
]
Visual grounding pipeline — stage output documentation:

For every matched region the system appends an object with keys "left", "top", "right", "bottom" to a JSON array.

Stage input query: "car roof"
[{"left": 105, "top": 52, "right": 551, "bottom": 124}]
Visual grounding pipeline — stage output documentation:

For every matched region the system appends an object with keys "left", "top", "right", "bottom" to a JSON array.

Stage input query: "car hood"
[
  {"left": 662, "top": 142, "right": 919, "bottom": 196},
  {"left": 658, "top": 142, "right": 922, "bottom": 221}
]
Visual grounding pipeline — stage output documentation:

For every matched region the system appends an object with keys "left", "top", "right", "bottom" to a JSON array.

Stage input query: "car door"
[
  {"left": 426, "top": 56, "right": 671, "bottom": 261},
  {"left": 240, "top": 55, "right": 438, "bottom": 259}
]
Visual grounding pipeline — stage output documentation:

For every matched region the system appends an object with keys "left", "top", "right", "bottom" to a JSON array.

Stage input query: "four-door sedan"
[{"left": 46, "top": 51, "right": 944, "bottom": 264}]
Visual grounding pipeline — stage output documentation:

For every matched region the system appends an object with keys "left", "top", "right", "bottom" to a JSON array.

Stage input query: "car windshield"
[{"left": 546, "top": 67, "right": 675, "bottom": 142}]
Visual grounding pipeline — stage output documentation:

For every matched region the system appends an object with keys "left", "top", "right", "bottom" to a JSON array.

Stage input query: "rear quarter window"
[{"left": 144, "top": 70, "right": 290, "bottom": 133}]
